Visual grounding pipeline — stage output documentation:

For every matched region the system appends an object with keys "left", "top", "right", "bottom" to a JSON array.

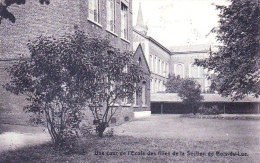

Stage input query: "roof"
[
  {"left": 151, "top": 93, "right": 260, "bottom": 103},
  {"left": 133, "top": 29, "right": 171, "bottom": 54},
  {"left": 134, "top": 44, "right": 151, "bottom": 75},
  {"left": 168, "top": 44, "right": 210, "bottom": 54}
]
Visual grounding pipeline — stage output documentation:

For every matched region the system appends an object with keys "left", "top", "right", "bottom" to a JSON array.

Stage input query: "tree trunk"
[
  {"left": 97, "top": 123, "right": 107, "bottom": 138},
  {"left": 192, "top": 106, "right": 196, "bottom": 115}
]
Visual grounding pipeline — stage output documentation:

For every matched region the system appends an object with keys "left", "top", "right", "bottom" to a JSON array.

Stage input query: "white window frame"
[
  {"left": 107, "top": 0, "right": 116, "bottom": 32},
  {"left": 142, "top": 82, "right": 146, "bottom": 106},
  {"left": 88, "top": 0, "right": 100, "bottom": 23},
  {"left": 121, "top": 2, "right": 128, "bottom": 40}
]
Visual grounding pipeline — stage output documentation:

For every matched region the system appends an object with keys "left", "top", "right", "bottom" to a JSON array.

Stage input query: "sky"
[{"left": 132, "top": 0, "right": 229, "bottom": 47}]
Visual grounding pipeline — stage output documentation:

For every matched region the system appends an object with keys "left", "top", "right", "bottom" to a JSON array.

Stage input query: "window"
[
  {"left": 158, "top": 59, "right": 161, "bottom": 75},
  {"left": 121, "top": 3, "right": 128, "bottom": 39},
  {"left": 154, "top": 57, "right": 157, "bottom": 73},
  {"left": 150, "top": 78, "right": 153, "bottom": 93},
  {"left": 122, "top": 97, "right": 128, "bottom": 104},
  {"left": 166, "top": 63, "right": 169, "bottom": 77},
  {"left": 134, "top": 83, "right": 138, "bottom": 106},
  {"left": 138, "top": 57, "right": 142, "bottom": 67},
  {"left": 190, "top": 64, "right": 198, "bottom": 78},
  {"left": 135, "top": 91, "right": 139, "bottom": 105},
  {"left": 158, "top": 80, "right": 161, "bottom": 91},
  {"left": 149, "top": 55, "right": 153, "bottom": 71},
  {"left": 176, "top": 64, "right": 184, "bottom": 78},
  {"left": 165, "top": 63, "right": 168, "bottom": 77},
  {"left": 123, "top": 64, "right": 128, "bottom": 73},
  {"left": 142, "top": 82, "right": 146, "bottom": 106},
  {"left": 107, "top": 0, "right": 115, "bottom": 32},
  {"left": 88, "top": 0, "right": 100, "bottom": 23},
  {"left": 162, "top": 61, "right": 164, "bottom": 76},
  {"left": 154, "top": 79, "right": 157, "bottom": 92}
]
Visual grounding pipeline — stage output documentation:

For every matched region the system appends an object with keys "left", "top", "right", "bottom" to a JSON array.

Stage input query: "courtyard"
[{"left": 0, "top": 115, "right": 259, "bottom": 162}]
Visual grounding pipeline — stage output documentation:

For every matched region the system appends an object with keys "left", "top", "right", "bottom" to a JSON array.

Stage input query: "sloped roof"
[
  {"left": 168, "top": 44, "right": 210, "bottom": 53},
  {"left": 134, "top": 44, "right": 151, "bottom": 75},
  {"left": 151, "top": 93, "right": 260, "bottom": 103},
  {"left": 133, "top": 29, "right": 171, "bottom": 54}
]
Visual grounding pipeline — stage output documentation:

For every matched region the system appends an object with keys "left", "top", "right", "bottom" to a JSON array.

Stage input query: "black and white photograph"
[{"left": 0, "top": 0, "right": 259, "bottom": 162}]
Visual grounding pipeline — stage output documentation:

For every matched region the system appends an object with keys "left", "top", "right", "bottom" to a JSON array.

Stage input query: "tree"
[
  {"left": 4, "top": 29, "right": 103, "bottom": 145},
  {"left": 195, "top": 0, "right": 260, "bottom": 100},
  {"left": 178, "top": 79, "right": 204, "bottom": 115},
  {"left": 165, "top": 74, "right": 183, "bottom": 93},
  {"left": 5, "top": 28, "right": 144, "bottom": 141},
  {"left": 165, "top": 75, "right": 203, "bottom": 114},
  {"left": 0, "top": 0, "right": 49, "bottom": 24},
  {"left": 87, "top": 45, "right": 143, "bottom": 138}
]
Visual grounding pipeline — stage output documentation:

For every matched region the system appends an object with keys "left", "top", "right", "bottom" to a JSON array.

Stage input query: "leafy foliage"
[
  {"left": 198, "top": 105, "right": 222, "bottom": 115},
  {"left": 178, "top": 79, "right": 204, "bottom": 114},
  {"left": 0, "top": 0, "right": 50, "bottom": 24},
  {"left": 5, "top": 30, "right": 99, "bottom": 145},
  {"left": 5, "top": 29, "right": 144, "bottom": 142},
  {"left": 195, "top": 0, "right": 260, "bottom": 100},
  {"left": 87, "top": 41, "right": 144, "bottom": 137},
  {"left": 165, "top": 75, "right": 203, "bottom": 114},
  {"left": 165, "top": 74, "right": 183, "bottom": 93}
]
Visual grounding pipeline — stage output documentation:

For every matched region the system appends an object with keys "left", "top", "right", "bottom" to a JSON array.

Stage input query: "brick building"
[
  {"left": 133, "top": 44, "right": 151, "bottom": 118},
  {"left": 0, "top": 0, "right": 150, "bottom": 125}
]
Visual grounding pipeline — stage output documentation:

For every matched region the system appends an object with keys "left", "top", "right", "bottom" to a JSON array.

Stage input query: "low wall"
[
  {"left": 151, "top": 102, "right": 260, "bottom": 114},
  {"left": 134, "top": 111, "right": 151, "bottom": 119}
]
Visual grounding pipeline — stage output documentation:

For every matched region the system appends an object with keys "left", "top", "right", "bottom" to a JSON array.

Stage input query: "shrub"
[
  {"left": 105, "top": 128, "right": 114, "bottom": 137},
  {"left": 80, "top": 124, "right": 95, "bottom": 136},
  {"left": 198, "top": 105, "right": 222, "bottom": 115}
]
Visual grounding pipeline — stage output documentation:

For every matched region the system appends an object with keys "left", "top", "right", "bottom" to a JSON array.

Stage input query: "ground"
[
  {"left": 114, "top": 115, "right": 260, "bottom": 140},
  {"left": 0, "top": 115, "right": 259, "bottom": 162}
]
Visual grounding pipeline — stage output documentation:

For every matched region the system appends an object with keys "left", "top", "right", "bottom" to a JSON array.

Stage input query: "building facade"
[
  {"left": 0, "top": 0, "right": 133, "bottom": 59},
  {"left": 133, "top": 3, "right": 171, "bottom": 93},
  {"left": 0, "top": 0, "right": 150, "bottom": 125},
  {"left": 133, "top": 45, "right": 151, "bottom": 118},
  {"left": 133, "top": 3, "right": 211, "bottom": 94},
  {"left": 170, "top": 45, "right": 212, "bottom": 93}
]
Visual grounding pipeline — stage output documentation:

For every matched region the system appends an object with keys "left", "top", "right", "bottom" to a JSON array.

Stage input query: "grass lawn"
[
  {"left": 1, "top": 115, "right": 259, "bottom": 162},
  {"left": 0, "top": 135, "right": 259, "bottom": 163}
]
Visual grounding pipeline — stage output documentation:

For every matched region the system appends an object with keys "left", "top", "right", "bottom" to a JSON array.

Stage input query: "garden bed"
[{"left": 180, "top": 114, "right": 260, "bottom": 120}]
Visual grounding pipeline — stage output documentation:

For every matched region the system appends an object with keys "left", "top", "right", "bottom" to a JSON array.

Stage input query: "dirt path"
[{"left": 0, "top": 124, "right": 50, "bottom": 153}]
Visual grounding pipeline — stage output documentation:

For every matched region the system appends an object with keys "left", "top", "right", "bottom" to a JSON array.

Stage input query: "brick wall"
[
  {"left": 0, "top": 60, "right": 31, "bottom": 125},
  {"left": 0, "top": 0, "right": 135, "bottom": 125},
  {"left": 133, "top": 45, "right": 151, "bottom": 112},
  {"left": 0, "top": 0, "right": 133, "bottom": 59}
]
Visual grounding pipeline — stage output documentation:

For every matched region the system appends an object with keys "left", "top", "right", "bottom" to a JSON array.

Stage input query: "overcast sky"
[{"left": 132, "top": 0, "right": 229, "bottom": 47}]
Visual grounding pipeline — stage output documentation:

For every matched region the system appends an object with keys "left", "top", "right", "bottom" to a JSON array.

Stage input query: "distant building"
[
  {"left": 133, "top": 3, "right": 211, "bottom": 93},
  {"left": 133, "top": 3, "right": 171, "bottom": 93},
  {"left": 169, "top": 45, "right": 212, "bottom": 92}
]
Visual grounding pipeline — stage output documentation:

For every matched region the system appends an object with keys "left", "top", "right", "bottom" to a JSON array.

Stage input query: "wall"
[
  {"left": 170, "top": 52, "right": 211, "bottom": 92},
  {"left": 0, "top": 0, "right": 135, "bottom": 125},
  {"left": 133, "top": 45, "right": 151, "bottom": 113},
  {"left": 0, "top": 60, "right": 31, "bottom": 125},
  {"left": 133, "top": 30, "right": 171, "bottom": 93}
]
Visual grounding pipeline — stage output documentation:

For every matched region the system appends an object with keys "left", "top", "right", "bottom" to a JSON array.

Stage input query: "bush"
[
  {"left": 198, "top": 105, "right": 222, "bottom": 115},
  {"left": 105, "top": 128, "right": 114, "bottom": 137},
  {"left": 80, "top": 124, "right": 96, "bottom": 136}
]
